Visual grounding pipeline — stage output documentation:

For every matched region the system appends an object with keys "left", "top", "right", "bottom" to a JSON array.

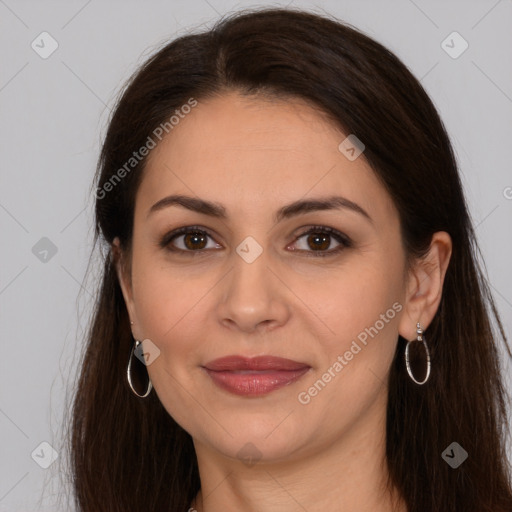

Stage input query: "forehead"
[{"left": 136, "top": 92, "right": 397, "bottom": 226}]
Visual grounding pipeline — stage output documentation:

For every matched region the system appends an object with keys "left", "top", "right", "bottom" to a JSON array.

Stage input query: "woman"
[{"left": 69, "top": 7, "right": 512, "bottom": 511}]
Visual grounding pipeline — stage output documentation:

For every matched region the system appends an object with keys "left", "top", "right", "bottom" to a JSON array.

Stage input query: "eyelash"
[{"left": 159, "top": 225, "right": 352, "bottom": 258}]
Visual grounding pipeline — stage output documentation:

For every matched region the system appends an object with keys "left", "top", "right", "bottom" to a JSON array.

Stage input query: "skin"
[{"left": 114, "top": 91, "right": 452, "bottom": 512}]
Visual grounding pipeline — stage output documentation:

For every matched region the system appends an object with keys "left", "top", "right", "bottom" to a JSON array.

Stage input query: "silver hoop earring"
[
  {"left": 405, "top": 322, "right": 431, "bottom": 385},
  {"left": 127, "top": 339, "right": 153, "bottom": 398}
]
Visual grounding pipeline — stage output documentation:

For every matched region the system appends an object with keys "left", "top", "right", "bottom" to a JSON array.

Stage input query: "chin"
[{"left": 195, "top": 413, "right": 312, "bottom": 464}]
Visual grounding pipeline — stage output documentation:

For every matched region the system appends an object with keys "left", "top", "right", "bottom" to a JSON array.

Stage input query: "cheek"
[
  {"left": 132, "top": 239, "right": 404, "bottom": 358},
  {"left": 300, "top": 255, "right": 403, "bottom": 343},
  {"left": 129, "top": 256, "right": 214, "bottom": 426},
  {"left": 131, "top": 253, "right": 207, "bottom": 342},
  {"left": 294, "top": 270, "right": 402, "bottom": 432},
  {"left": 296, "top": 257, "right": 404, "bottom": 414}
]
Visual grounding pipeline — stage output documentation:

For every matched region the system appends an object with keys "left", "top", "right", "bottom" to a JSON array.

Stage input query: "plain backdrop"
[{"left": 1, "top": 0, "right": 511, "bottom": 510}]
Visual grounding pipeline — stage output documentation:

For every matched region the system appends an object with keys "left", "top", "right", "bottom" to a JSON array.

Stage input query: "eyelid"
[{"left": 159, "top": 224, "right": 352, "bottom": 256}]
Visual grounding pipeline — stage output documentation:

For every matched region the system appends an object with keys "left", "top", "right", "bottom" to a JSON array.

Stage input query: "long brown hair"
[{"left": 67, "top": 7, "right": 512, "bottom": 511}]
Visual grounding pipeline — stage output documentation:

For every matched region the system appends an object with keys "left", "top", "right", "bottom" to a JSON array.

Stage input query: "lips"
[
  {"left": 202, "top": 356, "right": 311, "bottom": 396},
  {"left": 204, "top": 355, "right": 309, "bottom": 371}
]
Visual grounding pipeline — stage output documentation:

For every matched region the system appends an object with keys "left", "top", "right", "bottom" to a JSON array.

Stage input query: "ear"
[
  {"left": 398, "top": 231, "right": 452, "bottom": 340},
  {"left": 112, "top": 237, "right": 136, "bottom": 324}
]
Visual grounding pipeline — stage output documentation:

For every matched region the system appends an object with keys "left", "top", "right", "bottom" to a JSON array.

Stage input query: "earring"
[
  {"left": 127, "top": 339, "right": 153, "bottom": 398},
  {"left": 405, "top": 322, "right": 431, "bottom": 385}
]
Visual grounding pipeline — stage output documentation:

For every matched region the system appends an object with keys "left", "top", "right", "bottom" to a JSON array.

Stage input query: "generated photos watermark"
[
  {"left": 297, "top": 301, "right": 403, "bottom": 405},
  {"left": 96, "top": 97, "right": 198, "bottom": 200}
]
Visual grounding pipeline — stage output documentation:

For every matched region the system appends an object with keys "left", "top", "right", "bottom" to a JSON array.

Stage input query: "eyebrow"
[{"left": 147, "top": 194, "right": 373, "bottom": 224}]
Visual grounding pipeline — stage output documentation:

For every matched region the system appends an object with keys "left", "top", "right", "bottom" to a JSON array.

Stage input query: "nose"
[{"left": 216, "top": 246, "right": 291, "bottom": 334}]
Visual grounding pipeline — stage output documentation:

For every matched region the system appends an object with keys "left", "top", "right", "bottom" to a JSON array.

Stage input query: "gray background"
[{"left": 1, "top": 0, "right": 511, "bottom": 510}]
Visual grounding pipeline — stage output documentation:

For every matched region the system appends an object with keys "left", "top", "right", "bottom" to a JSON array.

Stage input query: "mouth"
[{"left": 202, "top": 356, "right": 311, "bottom": 396}]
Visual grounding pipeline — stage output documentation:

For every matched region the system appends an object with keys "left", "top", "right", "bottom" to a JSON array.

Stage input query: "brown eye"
[
  {"left": 305, "top": 232, "right": 331, "bottom": 251},
  {"left": 160, "top": 225, "right": 351, "bottom": 258},
  {"left": 291, "top": 226, "right": 352, "bottom": 257},
  {"left": 160, "top": 226, "right": 220, "bottom": 254},
  {"left": 182, "top": 231, "right": 208, "bottom": 250}
]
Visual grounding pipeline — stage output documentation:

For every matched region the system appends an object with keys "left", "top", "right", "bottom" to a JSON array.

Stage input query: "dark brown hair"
[{"left": 67, "top": 7, "right": 512, "bottom": 511}]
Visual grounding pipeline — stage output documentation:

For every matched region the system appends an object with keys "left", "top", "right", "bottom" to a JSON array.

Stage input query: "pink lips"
[{"left": 202, "top": 356, "right": 311, "bottom": 396}]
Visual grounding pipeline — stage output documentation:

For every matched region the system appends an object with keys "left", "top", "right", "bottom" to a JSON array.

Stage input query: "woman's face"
[{"left": 117, "top": 91, "right": 412, "bottom": 464}]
